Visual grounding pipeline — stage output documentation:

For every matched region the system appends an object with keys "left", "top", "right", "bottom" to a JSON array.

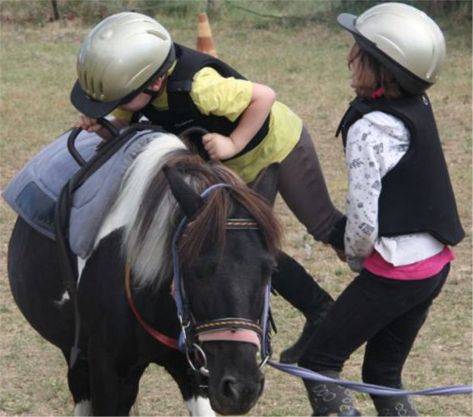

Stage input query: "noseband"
[{"left": 172, "top": 183, "right": 272, "bottom": 376}]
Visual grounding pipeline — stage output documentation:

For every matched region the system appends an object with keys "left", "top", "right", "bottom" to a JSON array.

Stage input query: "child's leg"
[
  {"left": 272, "top": 252, "right": 334, "bottom": 363},
  {"left": 276, "top": 127, "right": 344, "bottom": 362},
  {"left": 362, "top": 266, "right": 448, "bottom": 416},
  {"left": 272, "top": 252, "right": 333, "bottom": 313},
  {"left": 278, "top": 127, "right": 344, "bottom": 244},
  {"left": 298, "top": 266, "right": 448, "bottom": 416}
]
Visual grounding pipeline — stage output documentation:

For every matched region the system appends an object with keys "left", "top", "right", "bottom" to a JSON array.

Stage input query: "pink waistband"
[
  {"left": 363, "top": 247, "right": 455, "bottom": 280},
  {"left": 198, "top": 329, "right": 261, "bottom": 350}
]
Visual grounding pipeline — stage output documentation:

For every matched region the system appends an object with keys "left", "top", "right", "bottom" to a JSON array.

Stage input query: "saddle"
[{"left": 3, "top": 128, "right": 162, "bottom": 259}]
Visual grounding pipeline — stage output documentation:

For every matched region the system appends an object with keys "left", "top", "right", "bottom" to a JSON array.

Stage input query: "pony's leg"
[
  {"left": 87, "top": 337, "right": 121, "bottom": 415},
  {"left": 66, "top": 354, "right": 92, "bottom": 416},
  {"left": 164, "top": 355, "right": 216, "bottom": 417},
  {"left": 74, "top": 400, "right": 93, "bottom": 417},
  {"left": 116, "top": 364, "right": 148, "bottom": 416},
  {"left": 87, "top": 338, "right": 146, "bottom": 416}
]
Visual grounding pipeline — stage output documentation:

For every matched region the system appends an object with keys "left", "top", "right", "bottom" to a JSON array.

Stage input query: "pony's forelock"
[
  {"left": 122, "top": 151, "right": 281, "bottom": 292},
  {"left": 178, "top": 163, "right": 282, "bottom": 270}
]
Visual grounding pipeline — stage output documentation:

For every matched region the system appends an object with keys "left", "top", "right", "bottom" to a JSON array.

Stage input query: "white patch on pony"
[
  {"left": 186, "top": 396, "right": 215, "bottom": 417},
  {"left": 76, "top": 256, "right": 87, "bottom": 285},
  {"left": 54, "top": 256, "right": 88, "bottom": 307},
  {"left": 54, "top": 291, "right": 70, "bottom": 308},
  {"left": 74, "top": 399, "right": 93, "bottom": 416},
  {"left": 94, "top": 134, "right": 185, "bottom": 251}
]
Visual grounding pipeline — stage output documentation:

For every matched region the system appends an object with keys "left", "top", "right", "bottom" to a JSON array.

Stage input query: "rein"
[
  {"left": 126, "top": 182, "right": 272, "bottom": 376},
  {"left": 124, "top": 263, "right": 179, "bottom": 350}
]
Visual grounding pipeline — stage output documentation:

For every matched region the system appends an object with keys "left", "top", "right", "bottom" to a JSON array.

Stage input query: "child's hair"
[{"left": 348, "top": 43, "right": 403, "bottom": 99}]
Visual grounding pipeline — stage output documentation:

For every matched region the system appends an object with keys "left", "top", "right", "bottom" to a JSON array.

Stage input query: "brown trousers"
[{"left": 278, "top": 127, "right": 343, "bottom": 243}]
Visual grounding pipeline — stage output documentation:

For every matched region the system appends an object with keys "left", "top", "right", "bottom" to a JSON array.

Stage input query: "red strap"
[
  {"left": 371, "top": 87, "right": 385, "bottom": 99},
  {"left": 125, "top": 264, "right": 179, "bottom": 350}
]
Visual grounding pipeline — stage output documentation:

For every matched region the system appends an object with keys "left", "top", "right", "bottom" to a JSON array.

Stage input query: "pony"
[{"left": 7, "top": 133, "right": 281, "bottom": 416}]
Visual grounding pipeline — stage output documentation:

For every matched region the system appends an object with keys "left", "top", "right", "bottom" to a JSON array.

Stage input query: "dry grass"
[{"left": 0, "top": 14, "right": 471, "bottom": 417}]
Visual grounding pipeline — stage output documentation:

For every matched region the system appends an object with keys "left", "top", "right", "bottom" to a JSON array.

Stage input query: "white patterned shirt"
[{"left": 344, "top": 111, "right": 444, "bottom": 272}]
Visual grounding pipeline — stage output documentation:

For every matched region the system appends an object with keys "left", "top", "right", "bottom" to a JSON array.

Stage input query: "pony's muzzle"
[{"left": 215, "top": 371, "right": 265, "bottom": 415}]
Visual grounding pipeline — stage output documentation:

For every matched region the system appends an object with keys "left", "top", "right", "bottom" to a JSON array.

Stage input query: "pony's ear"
[
  {"left": 250, "top": 163, "right": 279, "bottom": 206},
  {"left": 162, "top": 164, "right": 204, "bottom": 218}
]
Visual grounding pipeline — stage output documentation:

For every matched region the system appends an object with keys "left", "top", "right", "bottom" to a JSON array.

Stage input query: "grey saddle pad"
[{"left": 3, "top": 128, "right": 161, "bottom": 258}]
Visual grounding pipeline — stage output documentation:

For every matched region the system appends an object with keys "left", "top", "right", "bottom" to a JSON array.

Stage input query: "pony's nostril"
[{"left": 220, "top": 375, "right": 239, "bottom": 399}]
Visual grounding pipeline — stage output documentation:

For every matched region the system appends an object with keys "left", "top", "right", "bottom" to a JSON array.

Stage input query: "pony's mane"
[{"left": 119, "top": 137, "right": 281, "bottom": 291}]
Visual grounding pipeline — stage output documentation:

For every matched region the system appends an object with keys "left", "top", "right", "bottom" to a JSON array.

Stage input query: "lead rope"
[{"left": 268, "top": 360, "right": 472, "bottom": 396}]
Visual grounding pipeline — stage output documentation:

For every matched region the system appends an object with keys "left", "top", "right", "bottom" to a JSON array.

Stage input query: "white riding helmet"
[
  {"left": 71, "top": 12, "right": 175, "bottom": 118},
  {"left": 338, "top": 2, "right": 446, "bottom": 95}
]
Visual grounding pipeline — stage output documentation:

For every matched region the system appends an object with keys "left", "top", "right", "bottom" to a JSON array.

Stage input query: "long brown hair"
[{"left": 348, "top": 43, "right": 403, "bottom": 99}]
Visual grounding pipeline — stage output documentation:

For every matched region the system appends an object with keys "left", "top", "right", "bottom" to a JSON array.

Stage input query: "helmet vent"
[
  {"left": 83, "top": 71, "right": 89, "bottom": 92},
  {"left": 147, "top": 29, "right": 168, "bottom": 41}
]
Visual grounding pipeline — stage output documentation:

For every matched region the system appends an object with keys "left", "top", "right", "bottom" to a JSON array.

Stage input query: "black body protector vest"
[
  {"left": 336, "top": 95, "right": 464, "bottom": 246},
  {"left": 138, "top": 44, "right": 269, "bottom": 157}
]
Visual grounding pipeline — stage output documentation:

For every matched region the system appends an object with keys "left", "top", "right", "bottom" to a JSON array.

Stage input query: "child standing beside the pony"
[{"left": 298, "top": 3, "right": 464, "bottom": 416}]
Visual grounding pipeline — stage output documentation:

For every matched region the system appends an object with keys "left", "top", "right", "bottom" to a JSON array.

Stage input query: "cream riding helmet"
[
  {"left": 338, "top": 2, "right": 446, "bottom": 95},
  {"left": 71, "top": 12, "right": 175, "bottom": 118}
]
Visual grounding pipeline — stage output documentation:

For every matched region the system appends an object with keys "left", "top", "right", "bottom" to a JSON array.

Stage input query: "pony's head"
[{"left": 121, "top": 137, "right": 281, "bottom": 414}]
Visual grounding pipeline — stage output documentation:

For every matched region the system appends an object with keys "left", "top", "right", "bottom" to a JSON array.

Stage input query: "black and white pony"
[{"left": 7, "top": 133, "right": 281, "bottom": 415}]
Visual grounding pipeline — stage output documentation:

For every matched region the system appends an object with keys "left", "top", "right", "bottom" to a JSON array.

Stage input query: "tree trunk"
[
  {"left": 207, "top": 0, "right": 222, "bottom": 19},
  {"left": 51, "top": 0, "right": 60, "bottom": 21}
]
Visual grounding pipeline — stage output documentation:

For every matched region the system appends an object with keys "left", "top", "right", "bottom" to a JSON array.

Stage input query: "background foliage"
[
  {"left": 0, "top": 0, "right": 471, "bottom": 416},
  {"left": 0, "top": 0, "right": 471, "bottom": 25}
]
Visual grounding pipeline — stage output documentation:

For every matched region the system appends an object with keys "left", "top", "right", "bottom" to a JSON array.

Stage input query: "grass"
[{"left": 0, "top": 11, "right": 472, "bottom": 417}]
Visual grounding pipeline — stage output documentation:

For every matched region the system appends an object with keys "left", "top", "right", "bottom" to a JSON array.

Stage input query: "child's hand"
[
  {"left": 74, "top": 115, "right": 102, "bottom": 133},
  {"left": 347, "top": 255, "right": 363, "bottom": 272},
  {"left": 202, "top": 133, "right": 239, "bottom": 160}
]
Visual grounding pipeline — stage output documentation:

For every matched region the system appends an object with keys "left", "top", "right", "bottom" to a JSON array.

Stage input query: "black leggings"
[{"left": 299, "top": 264, "right": 449, "bottom": 388}]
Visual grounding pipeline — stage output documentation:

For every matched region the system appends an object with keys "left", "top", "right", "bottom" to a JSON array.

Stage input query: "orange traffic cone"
[{"left": 196, "top": 13, "right": 217, "bottom": 57}]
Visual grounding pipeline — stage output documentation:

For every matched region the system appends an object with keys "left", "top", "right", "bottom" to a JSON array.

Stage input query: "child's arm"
[{"left": 202, "top": 83, "right": 276, "bottom": 160}]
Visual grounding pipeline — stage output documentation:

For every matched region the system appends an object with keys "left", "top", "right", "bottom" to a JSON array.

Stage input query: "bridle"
[
  {"left": 126, "top": 183, "right": 273, "bottom": 376},
  {"left": 172, "top": 183, "right": 272, "bottom": 376}
]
